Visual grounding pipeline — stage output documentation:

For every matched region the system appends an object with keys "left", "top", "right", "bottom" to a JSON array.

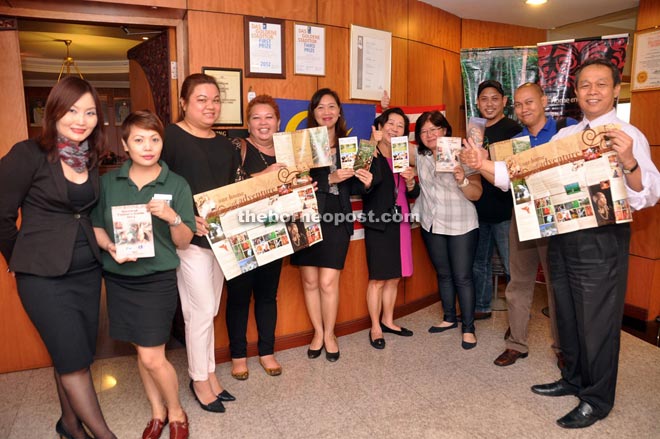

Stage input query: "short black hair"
[
  {"left": 576, "top": 58, "right": 621, "bottom": 86},
  {"left": 414, "top": 110, "right": 452, "bottom": 155},
  {"left": 374, "top": 107, "right": 410, "bottom": 137},
  {"left": 478, "top": 79, "right": 505, "bottom": 98}
]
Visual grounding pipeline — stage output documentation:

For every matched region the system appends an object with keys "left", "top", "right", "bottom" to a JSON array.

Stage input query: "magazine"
[
  {"left": 467, "top": 117, "right": 487, "bottom": 147},
  {"left": 338, "top": 136, "right": 358, "bottom": 169},
  {"left": 353, "top": 140, "right": 376, "bottom": 171},
  {"left": 273, "top": 126, "right": 332, "bottom": 170},
  {"left": 111, "top": 204, "right": 155, "bottom": 259},
  {"left": 435, "top": 137, "right": 462, "bottom": 172},
  {"left": 390, "top": 136, "right": 409, "bottom": 173}
]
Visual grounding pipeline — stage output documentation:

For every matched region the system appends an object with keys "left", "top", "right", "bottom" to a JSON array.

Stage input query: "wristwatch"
[
  {"left": 458, "top": 177, "right": 470, "bottom": 188},
  {"left": 623, "top": 161, "right": 639, "bottom": 174},
  {"left": 169, "top": 214, "right": 182, "bottom": 227}
]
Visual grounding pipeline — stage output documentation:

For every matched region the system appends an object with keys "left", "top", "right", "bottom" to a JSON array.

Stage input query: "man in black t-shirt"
[{"left": 472, "top": 80, "right": 522, "bottom": 319}]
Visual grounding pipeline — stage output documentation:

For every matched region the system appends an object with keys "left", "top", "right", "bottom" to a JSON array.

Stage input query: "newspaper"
[
  {"left": 193, "top": 169, "right": 322, "bottom": 280},
  {"left": 111, "top": 204, "right": 155, "bottom": 259},
  {"left": 273, "top": 126, "right": 332, "bottom": 170},
  {"left": 489, "top": 124, "right": 632, "bottom": 241}
]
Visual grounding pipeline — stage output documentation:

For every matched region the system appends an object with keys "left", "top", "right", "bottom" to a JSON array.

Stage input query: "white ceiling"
[{"left": 421, "top": 0, "right": 639, "bottom": 30}]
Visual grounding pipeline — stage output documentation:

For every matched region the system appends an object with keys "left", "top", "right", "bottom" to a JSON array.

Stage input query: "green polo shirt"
[{"left": 91, "top": 160, "right": 196, "bottom": 276}]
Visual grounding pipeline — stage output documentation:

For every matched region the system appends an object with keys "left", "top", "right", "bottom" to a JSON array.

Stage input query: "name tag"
[{"left": 153, "top": 193, "right": 172, "bottom": 206}]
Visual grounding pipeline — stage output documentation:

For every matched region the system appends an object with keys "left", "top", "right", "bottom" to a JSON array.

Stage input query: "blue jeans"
[
  {"left": 473, "top": 220, "right": 511, "bottom": 313},
  {"left": 421, "top": 228, "right": 478, "bottom": 333}
]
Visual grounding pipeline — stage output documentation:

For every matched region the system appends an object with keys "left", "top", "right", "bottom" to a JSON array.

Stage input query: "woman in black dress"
[
  {"left": 226, "top": 95, "right": 287, "bottom": 380},
  {"left": 0, "top": 77, "right": 116, "bottom": 439},
  {"left": 289, "top": 88, "right": 374, "bottom": 361},
  {"left": 362, "top": 108, "right": 419, "bottom": 349}
]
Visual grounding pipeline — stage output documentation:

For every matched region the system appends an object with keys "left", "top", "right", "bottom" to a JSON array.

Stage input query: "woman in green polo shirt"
[{"left": 92, "top": 110, "right": 195, "bottom": 439}]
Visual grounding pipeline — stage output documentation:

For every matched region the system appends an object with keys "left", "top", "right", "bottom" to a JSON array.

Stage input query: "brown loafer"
[
  {"left": 259, "top": 358, "right": 282, "bottom": 376},
  {"left": 169, "top": 413, "right": 189, "bottom": 439},
  {"left": 494, "top": 349, "right": 528, "bottom": 366},
  {"left": 142, "top": 417, "right": 167, "bottom": 439}
]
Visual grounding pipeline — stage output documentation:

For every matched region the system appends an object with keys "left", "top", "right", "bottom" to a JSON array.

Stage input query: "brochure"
[
  {"left": 273, "top": 126, "right": 332, "bottom": 170},
  {"left": 338, "top": 136, "right": 358, "bottom": 169},
  {"left": 435, "top": 137, "right": 462, "bottom": 172},
  {"left": 390, "top": 135, "right": 409, "bottom": 173},
  {"left": 111, "top": 204, "right": 155, "bottom": 259},
  {"left": 353, "top": 140, "right": 376, "bottom": 171}
]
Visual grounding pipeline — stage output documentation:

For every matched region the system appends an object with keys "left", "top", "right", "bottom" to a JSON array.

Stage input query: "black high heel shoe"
[
  {"left": 189, "top": 380, "right": 225, "bottom": 413},
  {"left": 56, "top": 419, "right": 92, "bottom": 439}
]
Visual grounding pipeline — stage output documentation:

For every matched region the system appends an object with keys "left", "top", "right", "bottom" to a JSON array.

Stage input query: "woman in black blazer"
[
  {"left": 0, "top": 77, "right": 116, "bottom": 439},
  {"left": 361, "top": 108, "right": 419, "bottom": 350},
  {"left": 289, "top": 88, "right": 374, "bottom": 362}
]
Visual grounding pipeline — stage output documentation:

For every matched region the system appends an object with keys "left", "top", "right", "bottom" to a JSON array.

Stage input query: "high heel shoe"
[
  {"left": 56, "top": 419, "right": 92, "bottom": 439},
  {"left": 307, "top": 344, "right": 323, "bottom": 359},
  {"left": 189, "top": 380, "right": 225, "bottom": 413},
  {"left": 217, "top": 389, "right": 236, "bottom": 401}
]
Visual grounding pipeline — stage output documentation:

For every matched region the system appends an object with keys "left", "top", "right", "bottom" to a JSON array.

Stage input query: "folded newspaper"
[{"left": 489, "top": 124, "right": 632, "bottom": 241}]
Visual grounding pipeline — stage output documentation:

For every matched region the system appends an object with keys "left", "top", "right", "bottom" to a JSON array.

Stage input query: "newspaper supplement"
[
  {"left": 490, "top": 124, "right": 632, "bottom": 241},
  {"left": 194, "top": 174, "right": 321, "bottom": 280},
  {"left": 111, "top": 204, "right": 155, "bottom": 259}
]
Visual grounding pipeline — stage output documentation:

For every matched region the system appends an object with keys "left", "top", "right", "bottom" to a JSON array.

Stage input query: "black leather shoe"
[
  {"left": 307, "top": 345, "right": 323, "bottom": 359},
  {"left": 531, "top": 379, "right": 579, "bottom": 397},
  {"left": 428, "top": 322, "right": 457, "bottom": 333},
  {"left": 369, "top": 331, "right": 385, "bottom": 350},
  {"left": 380, "top": 322, "right": 413, "bottom": 337},
  {"left": 56, "top": 419, "right": 93, "bottom": 439},
  {"left": 189, "top": 380, "right": 225, "bottom": 413},
  {"left": 325, "top": 350, "right": 340, "bottom": 362},
  {"left": 557, "top": 401, "right": 602, "bottom": 429},
  {"left": 217, "top": 389, "right": 236, "bottom": 402},
  {"left": 461, "top": 340, "right": 477, "bottom": 350}
]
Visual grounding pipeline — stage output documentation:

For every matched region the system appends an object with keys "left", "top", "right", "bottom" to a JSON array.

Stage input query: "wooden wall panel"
[
  {"left": 0, "top": 31, "right": 28, "bottom": 157},
  {"left": 408, "top": 0, "right": 461, "bottom": 53},
  {"left": 626, "top": 255, "right": 656, "bottom": 319},
  {"left": 630, "top": 205, "right": 660, "bottom": 259},
  {"left": 317, "top": 25, "right": 351, "bottom": 100},
  {"left": 84, "top": 0, "right": 186, "bottom": 8},
  {"left": 636, "top": 0, "right": 660, "bottom": 31},
  {"left": 390, "top": 38, "right": 409, "bottom": 106},
  {"left": 188, "top": 0, "right": 315, "bottom": 22},
  {"left": 630, "top": 90, "right": 660, "bottom": 146},
  {"left": 404, "top": 229, "right": 438, "bottom": 302},
  {"left": 318, "top": 0, "right": 408, "bottom": 39},
  {"left": 461, "top": 19, "right": 547, "bottom": 49},
  {"left": 129, "top": 60, "right": 156, "bottom": 115}
]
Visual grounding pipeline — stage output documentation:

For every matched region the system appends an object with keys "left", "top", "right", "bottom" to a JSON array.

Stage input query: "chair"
[{"left": 491, "top": 249, "right": 507, "bottom": 311}]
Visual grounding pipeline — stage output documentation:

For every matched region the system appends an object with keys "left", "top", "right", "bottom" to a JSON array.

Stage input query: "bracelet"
[
  {"left": 458, "top": 177, "right": 470, "bottom": 188},
  {"left": 623, "top": 161, "right": 639, "bottom": 175}
]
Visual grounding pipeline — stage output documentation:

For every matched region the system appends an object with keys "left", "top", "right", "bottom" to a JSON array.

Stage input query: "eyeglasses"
[{"left": 419, "top": 126, "right": 444, "bottom": 137}]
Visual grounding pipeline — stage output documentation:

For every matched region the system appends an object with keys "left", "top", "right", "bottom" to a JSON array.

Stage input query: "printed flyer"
[
  {"left": 273, "top": 126, "right": 332, "bottom": 170},
  {"left": 111, "top": 204, "right": 155, "bottom": 259},
  {"left": 435, "top": 137, "right": 462, "bottom": 173},
  {"left": 391, "top": 136, "right": 409, "bottom": 173}
]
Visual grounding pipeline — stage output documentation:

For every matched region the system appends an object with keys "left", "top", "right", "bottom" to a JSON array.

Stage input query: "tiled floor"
[{"left": 1, "top": 286, "right": 659, "bottom": 438}]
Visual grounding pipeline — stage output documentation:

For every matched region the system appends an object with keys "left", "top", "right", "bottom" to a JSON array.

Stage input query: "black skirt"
[
  {"left": 365, "top": 221, "right": 402, "bottom": 280},
  {"left": 16, "top": 243, "right": 102, "bottom": 374},
  {"left": 289, "top": 194, "right": 350, "bottom": 270},
  {"left": 103, "top": 270, "right": 178, "bottom": 347}
]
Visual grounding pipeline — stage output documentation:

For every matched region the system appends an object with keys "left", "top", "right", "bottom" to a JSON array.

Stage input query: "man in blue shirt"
[{"left": 463, "top": 82, "right": 577, "bottom": 367}]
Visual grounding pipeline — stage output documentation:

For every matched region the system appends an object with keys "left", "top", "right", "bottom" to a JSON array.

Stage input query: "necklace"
[{"left": 247, "top": 139, "right": 274, "bottom": 169}]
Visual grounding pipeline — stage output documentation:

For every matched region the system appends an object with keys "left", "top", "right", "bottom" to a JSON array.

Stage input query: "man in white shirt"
[{"left": 530, "top": 58, "right": 660, "bottom": 429}]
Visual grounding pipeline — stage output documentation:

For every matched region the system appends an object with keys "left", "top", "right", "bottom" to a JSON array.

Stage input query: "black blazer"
[
  {"left": 0, "top": 140, "right": 101, "bottom": 276},
  {"left": 361, "top": 152, "right": 419, "bottom": 232}
]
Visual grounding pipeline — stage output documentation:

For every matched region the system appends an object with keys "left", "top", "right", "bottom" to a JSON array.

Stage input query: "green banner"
[{"left": 460, "top": 47, "right": 538, "bottom": 123}]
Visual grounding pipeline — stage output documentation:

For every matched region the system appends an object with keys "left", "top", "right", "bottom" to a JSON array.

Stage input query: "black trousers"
[
  {"left": 225, "top": 259, "right": 283, "bottom": 358},
  {"left": 548, "top": 224, "right": 630, "bottom": 418}
]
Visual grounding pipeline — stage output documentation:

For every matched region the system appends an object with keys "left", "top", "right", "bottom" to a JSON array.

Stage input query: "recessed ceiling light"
[{"left": 526, "top": 0, "right": 548, "bottom": 5}]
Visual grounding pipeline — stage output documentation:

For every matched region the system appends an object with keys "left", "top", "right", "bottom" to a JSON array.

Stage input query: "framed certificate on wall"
[
  {"left": 294, "top": 23, "right": 325, "bottom": 76},
  {"left": 631, "top": 28, "right": 660, "bottom": 92},
  {"left": 244, "top": 16, "right": 286, "bottom": 79},
  {"left": 202, "top": 67, "right": 244, "bottom": 126},
  {"left": 349, "top": 24, "right": 391, "bottom": 101}
]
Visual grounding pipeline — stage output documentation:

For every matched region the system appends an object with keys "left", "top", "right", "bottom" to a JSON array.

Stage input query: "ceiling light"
[
  {"left": 55, "top": 39, "right": 83, "bottom": 81},
  {"left": 526, "top": 0, "right": 547, "bottom": 5}
]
